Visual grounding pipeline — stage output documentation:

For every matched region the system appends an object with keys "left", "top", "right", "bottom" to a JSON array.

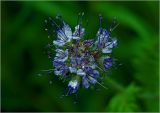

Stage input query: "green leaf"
[
  {"left": 106, "top": 83, "right": 140, "bottom": 112},
  {"left": 132, "top": 36, "right": 159, "bottom": 112}
]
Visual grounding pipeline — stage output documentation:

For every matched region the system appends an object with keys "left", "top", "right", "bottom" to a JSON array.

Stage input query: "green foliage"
[
  {"left": 132, "top": 36, "right": 159, "bottom": 111},
  {"left": 106, "top": 83, "right": 140, "bottom": 112}
]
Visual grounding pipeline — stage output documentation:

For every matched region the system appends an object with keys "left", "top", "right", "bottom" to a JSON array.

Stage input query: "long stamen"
[
  {"left": 66, "top": 87, "right": 71, "bottom": 96},
  {"left": 87, "top": 76, "right": 108, "bottom": 90},
  {"left": 79, "top": 12, "right": 84, "bottom": 25},
  {"left": 110, "top": 22, "right": 119, "bottom": 32},
  {"left": 99, "top": 14, "right": 103, "bottom": 28},
  {"left": 96, "top": 65, "right": 105, "bottom": 72},
  {"left": 97, "top": 14, "right": 103, "bottom": 49},
  {"left": 96, "top": 80, "right": 108, "bottom": 90},
  {"left": 85, "top": 19, "right": 89, "bottom": 29},
  {"left": 77, "top": 13, "right": 81, "bottom": 26},
  {"left": 78, "top": 12, "right": 84, "bottom": 37},
  {"left": 56, "top": 14, "right": 63, "bottom": 22},
  {"left": 109, "top": 17, "right": 119, "bottom": 33}
]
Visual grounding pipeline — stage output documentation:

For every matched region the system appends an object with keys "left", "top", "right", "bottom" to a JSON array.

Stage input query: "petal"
[
  {"left": 103, "top": 58, "right": 113, "bottom": 70},
  {"left": 92, "top": 70, "right": 100, "bottom": 78},
  {"left": 72, "top": 36, "right": 80, "bottom": 39},
  {"left": 56, "top": 22, "right": 72, "bottom": 42},
  {"left": 63, "top": 22, "right": 72, "bottom": 40},
  {"left": 84, "top": 67, "right": 93, "bottom": 74},
  {"left": 53, "top": 40, "right": 65, "bottom": 46},
  {"left": 105, "top": 38, "right": 117, "bottom": 49},
  {"left": 69, "top": 67, "right": 77, "bottom": 73},
  {"left": 97, "top": 29, "right": 109, "bottom": 41},
  {"left": 71, "top": 57, "right": 81, "bottom": 67},
  {"left": 55, "top": 49, "right": 63, "bottom": 57},
  {"left": 82, "top": 77, "right": 90, "bottom": 88},
  {"left": 90, "top": 64, "right": 96, "bottom": 69},
  {"left": 105, "top": 42, "right": 113, "bottom": 48},
  {"left": 71, "top": 57, "right": 77, "bottom": 67},
  {"left": 55, "top": 49, "right": 68, "bottom": 62},
  {"left": 88, "top": 76, "right": 97, "bottom": 84},
  {"left": 102, "top": 48, "right": 112, "bottom": 53},
  {"left": 77, "top": 69, "right": 86, "bottom": 76},
  {"left": 54, "top": 65, "right": 68, "bottom": 76},
  {"left": 112, "top": 38, "right": 117, "bottom": 47},
  {"left": 96, "top": 28, "right": 110, "bottom": 49},
  {"left": 54, "top": 70, "right": 62, "bottom": 75},
  {"left": 53, "top": 60, "right": 64, "bottom": 67},
  {"left": 68, "top": 80, "right": 79, "bottom": 89},
  {"left": 57, "top": 30, "right": 66, "bottom": 41},
  {"left": 54, "top": 56, "right": 68, "bottom": 62},
  {"left": 66, "top": 80, "right": 79, "bottom": 95},
  {"left": 73, "top": 25, "right": 85, "bottom": 38}
]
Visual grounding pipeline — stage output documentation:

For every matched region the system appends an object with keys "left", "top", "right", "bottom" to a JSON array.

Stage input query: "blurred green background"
[{"left": 1, "top": 1, "right": 159, "bottom": 112}]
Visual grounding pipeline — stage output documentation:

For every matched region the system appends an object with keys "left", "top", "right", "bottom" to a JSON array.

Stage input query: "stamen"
[
  {"left": 109, "top": 17, "right": 119, "bottom": 32},
  {"left": 49, "top": 17, "right": 61, "bottom": 29},
  {"left": 85, "top": 19, "right": 89, "bottom": 29},
  {"left": 77, "top": 12, "right": 84, "bottom": 37},
  {"left": 76, "top": 12, "right": 81, "bottom": 26},
  {"left": 99, "top": 14, "right": 103, "bottom": 28},
  {"left": 97, "top": 14, "right": 103, "bottom": 49},
  {"left": 96, "top": 65, "right": 105, "bottom": 72},
  {"left": 87, "top": 75, "right": 108, "bottom": 90},
  {"left": 66, "top": 87, "right": 71, "bottom": 96},
  {"left": 79, "top": 12, "right": 84, "bottom": 25},
  {"left": 56, "top": 14, "right": 62, "bottom": 21},
  {"left": 96, "top": 80, "right": 108, "bottom": 90}
]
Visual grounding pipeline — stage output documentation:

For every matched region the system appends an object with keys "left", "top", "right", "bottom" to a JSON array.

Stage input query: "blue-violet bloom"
[{"left": 44, "top": 14, "right": 118, "bottom": 95}]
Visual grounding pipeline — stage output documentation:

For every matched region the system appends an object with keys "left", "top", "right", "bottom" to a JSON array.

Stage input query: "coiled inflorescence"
[{"left": 44, "top": 13, "right": 118, "bottom": 96}]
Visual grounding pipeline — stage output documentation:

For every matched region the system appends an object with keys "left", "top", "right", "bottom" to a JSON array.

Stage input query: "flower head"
[
  {"left": 66, "top": 80, "right": 79, "bottom": 95},
  {"left": 44, "top": 13, "right": 118, "bottom": 95}
]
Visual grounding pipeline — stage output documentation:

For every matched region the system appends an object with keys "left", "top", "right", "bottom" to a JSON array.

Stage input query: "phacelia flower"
[{"left": 44, "top": 13, "right": 118, "bottom": 95}]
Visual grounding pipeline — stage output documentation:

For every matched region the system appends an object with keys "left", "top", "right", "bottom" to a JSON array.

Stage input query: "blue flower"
[
  {"left": 54, "top": 49, "right": 68, "bottom": 62},
  {"left": 102, "top": 38, "right": 117, "bottom": 53},
  {"left": 82, "top": 67, "right": 100, "bottom": 88},
  {"left": 96, "top": 28, "right": 109, "bottom": 49},
  {"left": 69, "top": 67, "right": 77, "bottom": 74},
  {"left": 44, "top": 14, "right": 118, "bottom": 95},
  {"left": 96, "top": 28, "right": 118, "bottom": 54},
  {"left": 77, "top": 69, "right": 86, "bottom": 76},
  {"left": 53, "top": 22, "right": 72, "bottom": 46},
  {"left": 66, "top": 80, "right": 79, "bottom": 95},
  {"left": 53, "top": 60, "right": 69, "bottom": 76},
  {"left": 53, "top": 22, "right": 85, "bottom": 47},
  {"left": 96, "top": 15, "right": 118, "bottom": 54},
  {"left": 103, "top": 58, "right": 113, "bottom": 70},
  {"left": 72, "top": 25, "right": 85, "bottom": 39}
]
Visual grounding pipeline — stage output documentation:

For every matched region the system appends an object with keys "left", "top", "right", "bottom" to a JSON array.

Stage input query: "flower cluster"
[{"left": 45, "top": 14, "right": 118, "bottom": 95}]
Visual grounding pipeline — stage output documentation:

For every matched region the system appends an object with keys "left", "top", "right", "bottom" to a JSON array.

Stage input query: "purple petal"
[
  {"left": 82, "top": 77, "right": 90, "bottom": 88},
  {"left": 103, "top": 58, "right": 113, "bottom": 70}
]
